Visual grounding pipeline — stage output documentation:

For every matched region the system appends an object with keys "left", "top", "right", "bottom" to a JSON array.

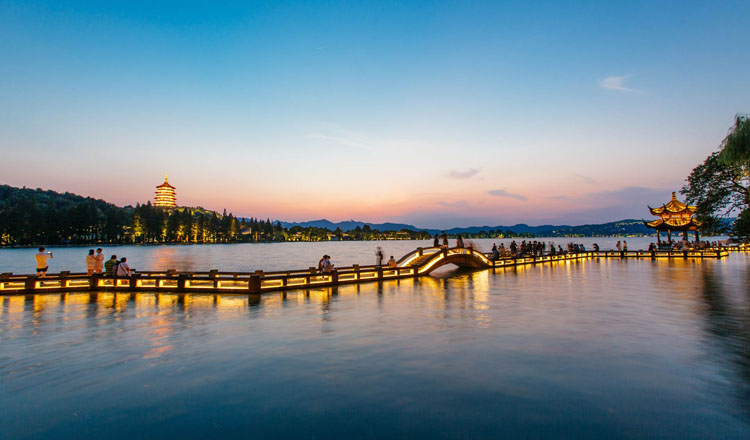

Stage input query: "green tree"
[
  {"left": 718, "top": 114, "right": 750, "bottom": 167},
  {"left": 682, "top": 116, "right": 750, "bottom": 239}
]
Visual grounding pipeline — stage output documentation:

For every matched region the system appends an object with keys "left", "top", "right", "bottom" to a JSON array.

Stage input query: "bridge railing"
[
  {"left": 397, "top": 246, "right": 443, "bottom": 266},
  {"left": 0, "top": 246, "right": 742, "bottom": 295}
]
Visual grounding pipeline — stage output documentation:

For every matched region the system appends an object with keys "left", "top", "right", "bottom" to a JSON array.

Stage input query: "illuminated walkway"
[{"left": 0, "top": 245, "right": 746, "bottom": 296}]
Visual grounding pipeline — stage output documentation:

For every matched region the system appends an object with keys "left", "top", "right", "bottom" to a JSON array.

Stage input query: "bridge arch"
[{"left": 398, "top": 247, "right": 493, "bottom": 274}]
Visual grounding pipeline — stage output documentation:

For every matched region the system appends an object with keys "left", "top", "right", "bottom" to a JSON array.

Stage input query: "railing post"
[
  {"left": 129, "top": 274, "right": 139, "bottom": 291},
  {"left": 352, "top": 264, "right": 360, "bottom": 280},
  {"left": 248, "top": 274, "right": 261, "bottom": 293},
  {"left": 58, "top": 271, "right": 69, "bottom": 289},
  {"left": 331, "top": 269, "right": 338, "bottom": 285},
  {"left": 89, "top": 273, "right": 98, "bottom": 290},
  {"left": 210, "top": 269, "right": 218, "bottom": 289},
  {"left": 25, "top": 275, "right": 36, "bottom": 291},
  {"left": 376, "top": 266, "right": 383, "bottom": 280},
  {"left": 177, "top": 274, "right": 188, "bottom": 292},
  {"left": 417, "top": 247, "right": 423, "bottom": 256}
]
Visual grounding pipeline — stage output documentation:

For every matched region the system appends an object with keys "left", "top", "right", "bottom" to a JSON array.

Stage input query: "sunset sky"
[{"left": 1, "top": 1, "right": 749, "bottom": 228}]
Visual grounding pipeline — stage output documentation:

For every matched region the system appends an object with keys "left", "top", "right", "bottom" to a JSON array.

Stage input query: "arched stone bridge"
[{"left": 397, "top": 246, "right": 494, "bottom": 274}]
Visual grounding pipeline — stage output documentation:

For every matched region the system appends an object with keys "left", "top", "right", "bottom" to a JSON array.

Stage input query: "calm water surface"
[
  {"left": 1, "top": 245, "right": 748, "bottom": 439},
  {"left": 0, "top": 237, "right": 725, "bottom": 274}
]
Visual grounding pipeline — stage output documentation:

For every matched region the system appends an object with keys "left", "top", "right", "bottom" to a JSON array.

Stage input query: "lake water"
[
  {"left": 1, "top": 242, "right": 748, "bottom": 439},
  {"left": 0, "top": 237, "right": 724, "bottom": 274}
]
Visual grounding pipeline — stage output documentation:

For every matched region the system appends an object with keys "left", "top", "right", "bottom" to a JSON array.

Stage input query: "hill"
[{"left": 278, "top": 218, "right": 653, "bottom": 237}]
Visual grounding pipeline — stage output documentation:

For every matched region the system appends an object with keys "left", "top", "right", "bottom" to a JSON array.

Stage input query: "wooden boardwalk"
[{"left": 0, "top": 245, "right": 746, "bottom": 296}]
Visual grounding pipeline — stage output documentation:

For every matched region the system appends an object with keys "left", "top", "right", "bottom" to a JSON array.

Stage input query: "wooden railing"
[{"left": 0, "top": 245, "right": 745, "bottom": 295}]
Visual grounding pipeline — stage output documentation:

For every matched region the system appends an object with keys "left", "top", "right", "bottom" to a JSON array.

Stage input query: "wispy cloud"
[
  {"left": 439, "top": 200, "right": 473, "bottom": 209},
  {"left": 488, "top": 189, "right": 527, "bottom": 201},
  {"left": 305, "top": 133, "right": 374, "bottom": 152},
  {"left": 448, "top": 168, "right": 480, "bottom": 180},
  {"left": 305, "top": 124, "right": 436, "bottom": 154},
  {"left": 599, "top": 74, "right": 640, "bottom": 93},
  {"left": 574, "top": 173, "right": 597, "bottom": 185}
]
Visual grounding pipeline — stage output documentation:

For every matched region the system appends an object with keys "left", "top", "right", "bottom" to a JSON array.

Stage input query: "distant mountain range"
[{"left": 278, "top": 219, "right": 655, "bottom": 237}]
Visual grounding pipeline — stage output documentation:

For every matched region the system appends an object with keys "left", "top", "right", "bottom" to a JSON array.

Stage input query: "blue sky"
[{"left": 1, "top": 1, "right": 748, "bottom": 227}]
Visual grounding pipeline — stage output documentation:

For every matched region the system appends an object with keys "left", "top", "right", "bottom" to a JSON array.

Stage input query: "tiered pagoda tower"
[
  {"left": 154, "top": 174, "right": 177, "bottom": 208},
  {"left": 644, "top": 192, "right": 701, "bottom": 243}
]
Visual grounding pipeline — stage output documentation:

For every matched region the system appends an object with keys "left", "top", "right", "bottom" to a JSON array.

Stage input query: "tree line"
[
  {"left": 0, "top": 185, "right": 436, "bottom": 246},
  {"left": 683, "top": 114, "right": 750, "bottom": 240},
  {"left": 0, "top": 185, "right": 288, "bottom": 246}
]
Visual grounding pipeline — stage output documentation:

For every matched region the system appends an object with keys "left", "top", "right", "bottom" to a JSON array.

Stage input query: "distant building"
[{"left": 154, "top": 174, "right": 177, "bottom": 208}]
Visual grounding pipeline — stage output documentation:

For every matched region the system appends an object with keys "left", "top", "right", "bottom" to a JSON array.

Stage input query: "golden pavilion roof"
[
  {"left": 156, "top": 174, "right": 176, "bottom": 189},
  {"left": 648, "top": 192, "right": 697, "bottom": 216},
  {"left": 644, "top": 217, "right": 701, "bottom": 231}
]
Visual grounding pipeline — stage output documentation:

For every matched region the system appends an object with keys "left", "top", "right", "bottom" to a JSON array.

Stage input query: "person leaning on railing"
[
  {"left": 116, "top": 257, "right": 132, "bottom": 277},
  {"left": 105, "top": 255, "right": 118, "bottom": 277}
]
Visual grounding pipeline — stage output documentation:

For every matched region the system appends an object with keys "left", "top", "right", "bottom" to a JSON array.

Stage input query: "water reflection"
[
  {"left": 1, "top": 255, "right": 749, "bottom": 439},
  {"left": 698, "top": 262, "right": 750, "bottom": 419}
]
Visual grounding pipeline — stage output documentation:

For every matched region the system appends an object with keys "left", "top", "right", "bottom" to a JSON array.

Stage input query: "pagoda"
[
  {"left": 644, "top": 192, "right": 701, "bottom": 244},
  {"left": 154, "top": 174, "right": 177, "bottom": 208}
]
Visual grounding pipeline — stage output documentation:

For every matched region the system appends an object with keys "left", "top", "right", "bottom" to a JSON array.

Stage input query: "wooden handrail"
[{"left": 0, "top": 246, "right": 743, "bottom": 295}]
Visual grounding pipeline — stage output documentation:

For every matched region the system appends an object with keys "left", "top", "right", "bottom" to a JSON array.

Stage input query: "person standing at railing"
[
  {"left": 35, "top": 247, "right": 53, "bottom": 277},
  {"left": 433, "top": 234, "right": 439, "bottom": 247},
  {"left": 456, "top": 235, "right": 465, "bottom": 248},
  {"left": 376, "top": 247, "right": 384, "bottom": 266},
  {"left": 441, "top": 231, "right": 449, "bottom": 248},
  {"left": 616, "top": 241, "right": 622, "bottom": 252},
  {"left": 94, "top": 248, "right": 105, "bottom": 274},
  {"left": 85, "top": 249, "right": 97, "bottom": 276},
  {"left": 491, "top": 244, "right": 500, "bottom": 261},
  {"left": 623, "top": 240, "right": 628, "bottom": 252}
]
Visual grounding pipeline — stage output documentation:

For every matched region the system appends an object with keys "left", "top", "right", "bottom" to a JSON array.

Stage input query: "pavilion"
[{"left": 644, "top": 192, "right": 701, "bottom": 244}]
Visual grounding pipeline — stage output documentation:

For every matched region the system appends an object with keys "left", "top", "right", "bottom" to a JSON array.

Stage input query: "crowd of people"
[
  {"left": 648, "top": 238, "right": 727, "bottom": 252},
  {"left": 486, "top": 240, "right": 601, "bottom": 260},
  {"left": 33, "top": 247, "right": 132, "bottom": 278}
]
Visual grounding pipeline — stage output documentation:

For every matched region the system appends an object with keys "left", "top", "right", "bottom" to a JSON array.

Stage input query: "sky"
[{"left": 1, "top": 1, "right": 749, "bottom": 228}]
